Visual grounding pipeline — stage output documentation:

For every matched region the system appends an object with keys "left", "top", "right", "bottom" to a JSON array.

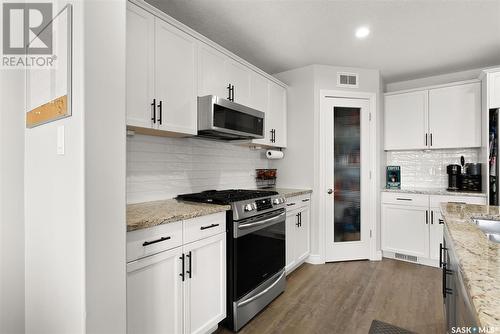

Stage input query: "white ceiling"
[{"left": 146, "top": 0, "right": 500, "bottom": 83}]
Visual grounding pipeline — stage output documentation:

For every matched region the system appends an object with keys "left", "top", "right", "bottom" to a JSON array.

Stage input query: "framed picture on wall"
[
  {"left": 386, "top": 166, "right": 401, "bottom": 189},
  {"left": 25, "top": 4, "right": 72, "bottom": 128}
]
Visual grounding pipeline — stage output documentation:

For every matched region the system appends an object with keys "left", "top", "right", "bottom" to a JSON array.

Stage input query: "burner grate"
[{"left": 177, "top": 189, "right": 279, "bottom": 205}]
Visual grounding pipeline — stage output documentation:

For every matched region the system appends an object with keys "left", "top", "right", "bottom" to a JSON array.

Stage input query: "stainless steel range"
[{"left": 177, "top": 189, "right": 286, "bottom": 332}]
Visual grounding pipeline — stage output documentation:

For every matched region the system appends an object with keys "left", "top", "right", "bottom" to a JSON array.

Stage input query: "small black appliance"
[{"left": 447, "top": 164, "right": 461, "bottom": 191}]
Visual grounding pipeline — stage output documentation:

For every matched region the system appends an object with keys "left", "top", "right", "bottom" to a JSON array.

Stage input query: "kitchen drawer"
[
  {"left": 285, "top": 194, "right": 311, "bottom": 210},
  {"left": 183, "top": 212, "right": 226, "bottom": 244},
  {"left": 429, "top": 195, "right": 486, "bottom": 208},
  {"left": 381, "top": 192, "right": 429, "bottom": 207},
  {"left": 127, "top": 220, "right": 183, "bottom": 263}
]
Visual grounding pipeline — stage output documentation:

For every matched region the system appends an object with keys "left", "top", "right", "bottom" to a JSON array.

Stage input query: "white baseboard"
[{"left": 305, "top": 254, "right": 324, "bottom": 265}]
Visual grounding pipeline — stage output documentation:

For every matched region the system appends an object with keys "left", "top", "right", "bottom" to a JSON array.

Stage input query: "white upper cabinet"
[
  {"left": 488, "top": 70, "right": 500, "bottom": 109},
  {"left": 198, "top": 45, "right": 228, "bottom": 99},
  {"left": 155, "top": 19, "right": 197, "bottom": 135},
  {"left": 384, "top": 90, "right": 428, "bottom": 150},
  {"left": 259, "top": 82, "right": 287, "bottom": 148},
  {"left": 249, "top": 71, "right": 269, "bottom": 112},
  {"left": 126, "top": 3, "right": 155, "bottom": 129},
  {"left": 126, "top": 4, "right": 197, "bottom": 135},
  {"left": 384, "top": 81, "right": 482, "bottom": 151},
  {"left": 428, "top": 82, "right": 481, "bottom": 149},
  {"left": 198, "top": 44, "right": 251, "bottom": 106}
]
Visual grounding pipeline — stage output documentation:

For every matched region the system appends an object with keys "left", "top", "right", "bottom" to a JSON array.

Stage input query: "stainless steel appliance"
[
  {"left": 197, "top": 95, "right": 265, "bottom": 140},
  {"left": 177, "top": 189, "right": 286, "bottom": 332}
]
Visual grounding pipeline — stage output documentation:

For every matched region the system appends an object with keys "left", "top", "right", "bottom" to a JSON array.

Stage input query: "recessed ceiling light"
[{"left": 355, "top": 26, "right": 370, "bottom": 39}]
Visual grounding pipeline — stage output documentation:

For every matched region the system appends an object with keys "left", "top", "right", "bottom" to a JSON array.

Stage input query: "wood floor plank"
[{"left": 216, "top": 259, "right": 445, "bottom": 334}]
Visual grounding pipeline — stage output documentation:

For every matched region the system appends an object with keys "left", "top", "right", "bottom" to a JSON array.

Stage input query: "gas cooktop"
[{"left": 176, "top": 189, "right": 279, "bottom": 205}]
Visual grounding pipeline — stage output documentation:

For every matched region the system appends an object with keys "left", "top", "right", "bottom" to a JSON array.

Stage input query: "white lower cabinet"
[
  {"left": 127, "top": 213, "right": 226, "bottom": 334},
  {"left": 381, "top": 192, "right": 485, "bottom": 267},
  {"left": 285, "top": 195, "right": 311, "bottom": 274}
]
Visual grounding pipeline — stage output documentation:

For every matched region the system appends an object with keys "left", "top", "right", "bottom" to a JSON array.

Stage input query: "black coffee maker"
[
  {"left": 447, "top": 156, "right": 482, "bottom": 192},
  {"left": 447, "top": 164, "right": 461, "bottom": 191}
]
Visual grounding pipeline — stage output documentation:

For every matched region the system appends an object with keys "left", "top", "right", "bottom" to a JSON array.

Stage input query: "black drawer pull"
[
  {"left": 448, "top": 201, "right": 466, "bottom": 205},
  {"left": 396, "top": 198, "right": 412, "bottom": 201},
  {"left": 142, "top": 236, "right": 171, "bottom": 247},
  {"left": 302, "top": 199, "right": 310, "bottom": 202},
  {"left": 200, "top": 223, "right": 219, "bottom": 230},
  {"left": 186, "top": 251, "right": 192, "bottom": 279},
  {"left": 286, "top": 203, "right": 296, "bottom": 207},
  {"left": 439, "top": 219, "right": 444, "bottom": 225}
]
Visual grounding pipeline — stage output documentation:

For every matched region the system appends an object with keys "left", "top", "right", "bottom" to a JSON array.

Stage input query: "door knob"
[{"left": 327, "top": 189, "right": 333, "bottom": 194}]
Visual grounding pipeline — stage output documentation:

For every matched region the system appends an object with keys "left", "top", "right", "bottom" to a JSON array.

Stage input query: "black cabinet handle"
[
  {"left": 302, "top": 199, "right": 310, "bottom": 202},
  {"left": 396, "top": 198, "right": 412, "bottom": 201},
  {"left": 200, "top": 223, "right": 219, "bottom": 230},
  {"left": 186, "top": 251, "right": 192, "bottom": 279},
  {"left": 286, "top": 203, "right": 295, "bottom": 207},
  {"left": 151, "top": 98, "right": 156, "bottom": 123},
  {"left": 231, "top": 85, "right": 235, "bottom": 101},
  {"left": 300, "top": 212, "right": 302, "bottom": 226},
  {"left": 425, "top": 133, "right": 428, "bottom": 146},
  {"left": 430, "top": 133, "right": 433, "bottom": 146},
  {"left": 142, "top": 236, "right": 171, "bottom": 247},
  {"left": 425, "top": 210, "right": 429, "bottom": 224},
  {"left": 157, "top": 100, "right": 162, "bottom": 125},
  {"left": 439, "top": 219, "right": 444, "bottom": 225},
  {"left": 227, "top": 84, "right": 232, "bottom": 100},
  {"left": 179, "top": 253, "right": 185, "bottom": 282},
  {"left": 296, "top": 213, "right": 300, "bottom": 227},
  {"left": 439, "top": 243, "right": 446, "bottom": 268},
  {"left": 431, "top": 210, "right": 434, "bottom": 224}
]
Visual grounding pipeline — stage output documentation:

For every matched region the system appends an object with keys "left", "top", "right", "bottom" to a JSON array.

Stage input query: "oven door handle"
[
  {"left": 237, "top": 271, "right": 285, "bottom": 307},
  {"left": 238, "top": 211, "right": 286, "bottom": 230}
]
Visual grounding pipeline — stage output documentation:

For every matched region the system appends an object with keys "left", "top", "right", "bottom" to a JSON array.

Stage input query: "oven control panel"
[{"left": 235, "top": 196, "right": 286, "bottom": 220}]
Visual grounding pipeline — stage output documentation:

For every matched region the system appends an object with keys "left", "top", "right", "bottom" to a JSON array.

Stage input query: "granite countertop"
[
  {"left": 127, "top": 199, "right": 231, "bottom": 232},
  {"left": 382, "top": 188, "right": 487, "bottom": 197},
  {"left": 271, "top": 188, "right": 312, "bottom": 198},
  {"left": 440, "top": 203, "right": 500, "bottom": 329}
]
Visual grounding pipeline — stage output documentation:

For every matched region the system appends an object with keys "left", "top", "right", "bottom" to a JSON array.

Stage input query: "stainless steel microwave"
[{"left": 197, "top": 95, "right": 265, "bottom": 140}]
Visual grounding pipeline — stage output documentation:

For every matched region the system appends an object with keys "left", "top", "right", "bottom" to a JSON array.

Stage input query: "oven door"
[{"left": 233, "top": 208, "right": 286, "bottom": 301}]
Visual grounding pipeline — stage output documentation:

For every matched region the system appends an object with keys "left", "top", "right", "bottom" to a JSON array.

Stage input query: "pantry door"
[{"left": 324, "top": 97, "right": 371, "bottom": 262}]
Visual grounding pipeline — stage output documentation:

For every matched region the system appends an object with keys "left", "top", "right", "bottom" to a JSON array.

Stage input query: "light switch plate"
[{"left": 57, "top": 125, "right": 65, "bottom": 155}]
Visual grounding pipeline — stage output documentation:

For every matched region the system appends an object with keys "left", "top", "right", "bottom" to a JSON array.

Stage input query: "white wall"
[
  {"left": 127, "top": 134, "right": 270, "bottom": 203},
  {"left": 83, "top": 0, "right": 127, "bottom": 332},
  {"left": 24, "top": 0, "right": 86, "bottom": 332},
  {"left": 273, "top": 64, "right": 381, "bottom": 260},
  {"left": 0, "top": 65, "right": 25, "bottom": 334}
]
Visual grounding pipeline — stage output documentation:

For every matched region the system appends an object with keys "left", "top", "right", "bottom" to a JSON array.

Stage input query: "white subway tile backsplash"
[
  {"left": 385, "top": 148, "right": 480, "bottom": 189},
  {"left": 127, "top": 134, "right": 269, "bottom": 203}
]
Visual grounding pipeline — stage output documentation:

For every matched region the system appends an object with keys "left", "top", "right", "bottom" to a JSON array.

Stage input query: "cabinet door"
[
  {"left": 429, "top": 208, "right": 444, "bottom": 261},
  {"left": 295, "top": 206, "right": 310, "bottom": 263},
  {"left": 384, "top": 91, "right": 428, "bottom": 150},
  {"left": 429, "top": 82, "right": 481, "bottom": 149},
  {"left": 381, "top": 204, "right": 429, "bottom": 258},
  {"left": 126, "top": 3, "right": 155, "bottom": 129},
  {"left": 198, "top": 45, "right": 229, "bottom": 99},
  {"left": 226, "top": 59, "right": 251, "bottom": 106},
  {"left": 155, "top": 19, "right": 197, "bottom": 135},
  {"left": 268, "top": 82, "right": 287, "bottom": 148},
  {"left": 489, "top": 71, "right": 500, "bottom": 109},
  {"left": 285, "top": 210, "right": 298, "bottom": 273},
  {"left": 183, "top": 233, "right": 226, "bottom": 334},
  {"left": 249, "top": 72, "right": 269, "bottom": 112},
  {"left": 127, "top": 247, "right": 183, "bottom": 334}
]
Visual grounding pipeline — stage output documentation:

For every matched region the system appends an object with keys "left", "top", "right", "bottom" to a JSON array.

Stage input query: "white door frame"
[{"left": 318, "top": 90, "right": 379, "bottom": 262}]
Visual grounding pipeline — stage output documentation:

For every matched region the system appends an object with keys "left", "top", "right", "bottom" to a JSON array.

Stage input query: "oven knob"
[
  {"left": 252, "top": 203, "right": 257, "bottom": 210},
  {"left": 279, "top": 198, "right": 285, "bottom": 203},
  {"left": 244, "top": 204, "right": 254, "bottom": 212},
  {"left": 273, "top": 198, "right": 280, "bottom": 205}
]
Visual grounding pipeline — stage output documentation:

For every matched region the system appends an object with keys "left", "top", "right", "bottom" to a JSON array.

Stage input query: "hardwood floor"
[{"left": 217, "top": 259, "right": 445, "bottom": 334}]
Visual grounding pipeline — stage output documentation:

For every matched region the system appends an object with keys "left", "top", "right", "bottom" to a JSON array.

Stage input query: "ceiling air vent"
[{"left": 337, "top": 72, "right": 359, "bottom": 88}]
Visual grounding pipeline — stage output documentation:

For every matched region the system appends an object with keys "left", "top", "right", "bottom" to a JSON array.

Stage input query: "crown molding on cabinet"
[
  {"left": 129, "top": 0, "right": 288, "bottom": 89},
  {"left": 384, "top": 78, "right": 481, "bottom": 96}
]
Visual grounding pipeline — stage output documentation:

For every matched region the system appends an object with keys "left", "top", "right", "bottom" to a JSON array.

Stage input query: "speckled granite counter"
[
  {"left": 127, "top": 199, "right": 230, "bottom": 232},
  {"left": 382, "top": 188, "right": 486, "bottom": 197},
  {"left": 272, "top": 188, "right": 312, "bottom": 198},
  {"left": 440, "top": 203, "right": 500, "bottom": 329}
]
